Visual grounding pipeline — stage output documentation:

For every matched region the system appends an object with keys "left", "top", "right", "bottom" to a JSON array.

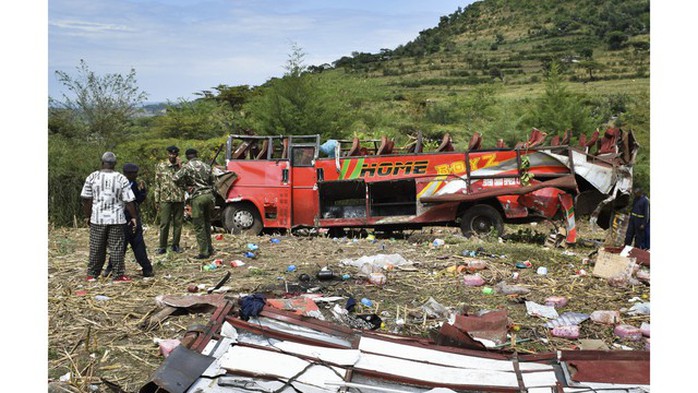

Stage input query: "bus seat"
[{"left": 436, "top": 133, "right": 454, "bottom": 152}]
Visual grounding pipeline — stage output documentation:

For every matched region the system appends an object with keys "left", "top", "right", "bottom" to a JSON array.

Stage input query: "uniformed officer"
[
  {"left": 173, "top": 148, "right": 216, "bottom": 259},
  {"left": 153, "top": 146, "right": 186, "bottom": 254},
  {"left": 624, "top": 186, "right": 649, "bottom": 250}
]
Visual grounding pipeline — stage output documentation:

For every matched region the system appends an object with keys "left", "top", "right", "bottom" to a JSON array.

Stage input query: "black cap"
[
  {"left": 123, "top": 163, "right": 139, "bottom": 173},
  {"left": 166, "top": 145, "right": 180, "bottom": 154},
  {"left": 185, "top": 148, "right": 198, "bottom": 156}
]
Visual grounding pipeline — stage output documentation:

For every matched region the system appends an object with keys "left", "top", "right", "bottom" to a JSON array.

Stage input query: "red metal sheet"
[
  {"left": 452, "top": 310, "right": 509, "bottom": 345},
  {"left": 566, "top": 360, "right": 649, "bottom": 385},
  {"left": 560, "top": 350, "right": 650, "bottom": 385}
]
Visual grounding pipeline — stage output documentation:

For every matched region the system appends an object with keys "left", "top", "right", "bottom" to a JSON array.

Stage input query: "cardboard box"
[{"left": 592, "top": 249, "right": 636, "bottom": 279}]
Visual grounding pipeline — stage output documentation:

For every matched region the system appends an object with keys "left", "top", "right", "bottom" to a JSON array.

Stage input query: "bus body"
[{"left": 214, "top": 129, "right": 637, "bottom": 243}]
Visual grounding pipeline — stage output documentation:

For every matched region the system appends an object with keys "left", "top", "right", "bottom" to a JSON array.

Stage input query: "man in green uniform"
[
  {"left": 153, "top": 146, "right": 186, "bottom": 254},
  {"left": 173, "top": 148, "right": 216, "bottom": 259}
]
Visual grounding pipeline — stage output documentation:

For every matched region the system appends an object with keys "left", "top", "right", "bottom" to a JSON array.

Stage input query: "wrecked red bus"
[{"left": 213, "top": 128, "right": 638, "bottom": 243}]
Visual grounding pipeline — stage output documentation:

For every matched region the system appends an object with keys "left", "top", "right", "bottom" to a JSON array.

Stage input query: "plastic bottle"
[
  {"left": 341, "top": 273, "right": 351, "bottom": 281},
  {"left": 368, "top": 272, "right": 387, "bottom": 285},
  {"left": 287, "top": 264, "right": 297, "bottom": 272},
  {"left": 270, "top": 238, "right": 281, "bottom": 244},
  {"left": 481, "top": 286, "right": 494, "bottom": 295},
  {"left": 316, "top": 269, "right": 335, "bottom": 280},
  {"left": 432, "top": 238, "right": 445, "bottom": 247},
  {"left": 244, "top": 251, "right": 257, "bottom": 259},
  {"left": 361, "top": 298, "right": 373, "bottom": 307},
  {"left": 515, "top": 260, "right": 532, "bottom": 269},
  {"left": 494, "top": 281, "right": 530, "bottom": 295},
  {"left": 462, "top": 249, "right": 478, "bottom": 257},
  {"left": 203, "top": 263, "right": 217, "bottom": 271},
  {"left": 590, "top": 310, "right": 621, "bottom": 324},
  {"left": 614, "top": 324, "right": 643, "bottom": 341},
  {"left": 360, "top": 263, "right": 378, "bottom": 275},
  {"left": 551, "top": 325, "right": 580, "bottom": 339},
  {"left": 544, "top": 296, "right": 568, "bottom": 308},
  {"left": 536, "top": 266, "right": 548, "bottom": 275},
  {"left": 229, "top": 260, "right": 245, "bottom": 267},
  {"left": 466, "top": 259, "right": 487, "bottom": 271},
  {"left": 462, "top": 274, "right": 485, "bottom": 286},
  {"left": 247, "top": 243, "right": 259, "bottom": 251}
]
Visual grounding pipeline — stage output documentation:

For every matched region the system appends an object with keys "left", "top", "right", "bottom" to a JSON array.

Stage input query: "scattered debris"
[
  {"left": 614, "top": 324, "right": 643, "bottom": 341},
  {"left": 495, "top": 281, "right": 530, "bottom": 295},
  {"left": 139, "top": 299, "right": 649, "bottom": 393},
  {"left": 592, "top": 248, "right": 636, "bottom": 279},
  {"left": 544, "top": 296, "right": 568, "bottom": 307},
  {"left": 544, "top": 312, "right": 589, "bottom": 329},
  {"left": 590, "top": 310, "right": 621, "bottom": 324},
  {"left": 462, "top": 274, "right": 485, "bottom": 287},
  {"left": 525, "top": 301, "right": 559, "bottom": 319},
  {"left": 551, "top": 325, "right": 580, "bottom": 339}
]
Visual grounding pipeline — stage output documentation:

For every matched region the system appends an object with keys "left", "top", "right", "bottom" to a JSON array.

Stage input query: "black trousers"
[
  {"left": 624, "top": 216, "right": 648, "bottom": 249},
  {"left": 106, "top": 220, "right": 153, "bottom": 275}
]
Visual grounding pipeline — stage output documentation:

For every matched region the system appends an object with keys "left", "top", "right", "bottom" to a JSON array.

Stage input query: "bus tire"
[
  {"left": 223, "top": 203, "right": 263, "bottom": 235},
  {"left": 460, "top": 204, "right": 504, "bottom": 238}
]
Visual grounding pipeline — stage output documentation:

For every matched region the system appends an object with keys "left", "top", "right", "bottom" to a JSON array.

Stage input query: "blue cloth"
[
  {"left": 320, "top": 140, "right": 338, "bottom": 158},
  {"left": 240, "top": 294, "right": 267, "bottom": 320},
  {"left": 345, "top": 297, "right": 357, "bottom": 313}
]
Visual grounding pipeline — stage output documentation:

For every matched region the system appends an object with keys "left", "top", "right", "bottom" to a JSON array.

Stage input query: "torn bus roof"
[{"left": 139, "top": 297, "right": 649, "bottom": 393}]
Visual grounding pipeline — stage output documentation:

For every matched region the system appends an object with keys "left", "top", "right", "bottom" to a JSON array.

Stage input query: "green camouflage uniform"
[
  {"left": 173, "top": 158, "right": 216, "bottom": 256},
  {"left": 154, "top": 160, "right": 186, "bottom": 250}
]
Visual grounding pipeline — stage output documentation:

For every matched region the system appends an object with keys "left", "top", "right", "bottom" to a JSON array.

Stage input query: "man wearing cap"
[
  {"left": 104, "top": 163, "right": 154, "bottom": 278},
  {"left": 80, "top": 152, "right": 137, "bottom": 283},
  {"left": 153, "top": 146, "right": 186, "bottom": 254},
  {"left": 173, "top": 148, "right": 216, "bottom": 259}
]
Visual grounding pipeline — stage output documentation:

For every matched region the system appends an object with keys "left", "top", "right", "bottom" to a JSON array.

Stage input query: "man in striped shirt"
[{"left": 81, "top": 152, "right": 138, "bottom": 283}]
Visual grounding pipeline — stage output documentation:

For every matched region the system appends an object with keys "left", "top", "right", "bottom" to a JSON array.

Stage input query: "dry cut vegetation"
[{"left": 48, "top": 221, "right": 650, "bottom": 392}]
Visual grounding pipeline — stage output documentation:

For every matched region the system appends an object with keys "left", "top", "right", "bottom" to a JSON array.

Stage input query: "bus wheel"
[
  {"left": 223, "top": 203, "right": 263, "bottom": 235},
  {"left": 460, "top": 204, "right": 503, "bottom": 238}
]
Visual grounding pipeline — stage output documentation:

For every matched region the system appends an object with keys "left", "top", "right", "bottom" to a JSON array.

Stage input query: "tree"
[
  {"left": 285, "top": 42, "right": 307, "bottom": 77},
  {"left": 606, "top": 31, "right": 628, "bottom": 50},
  {"left": 577, "top": 60, "right": 605, "bottom": 81},
  {"left": 521, "top": 62, "right": 598, "bottom": 135},
  {"left": 50, "top": 59, "right": 148, "bottom": 147},
  {"left": 244, "top": 43, "right": 347, "bottom": 136},
  {"left": 153, "top": 99, "right": 233, "bottom": 139},
  {"left": 196, "top": 84, "right": 256, "bottom": 112}
]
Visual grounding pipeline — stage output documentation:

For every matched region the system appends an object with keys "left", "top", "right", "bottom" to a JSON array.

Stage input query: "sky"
[{"left": 49, "top": 0, "right": 473, "bottom": 103}]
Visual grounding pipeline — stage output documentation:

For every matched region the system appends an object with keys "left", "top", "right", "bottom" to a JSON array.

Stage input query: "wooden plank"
[{"left": 359, "top": 336, "right": 553, "bottom": 372}]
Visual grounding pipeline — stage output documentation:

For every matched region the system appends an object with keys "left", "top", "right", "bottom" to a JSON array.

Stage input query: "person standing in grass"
[
  {"left": 173, "top": 148, "right": 216, "bottom": 259},
  {"left": 624, "top": 186, "right": 650, "bottom": 250},
  {"left": 153, "top": 145, "right": 185, "bottom": 254},
  {"left": 81, "top": 152, "right": 137, "bottom": 283},
  {"left": 104, "top": 163, "right": 154, "bottom": 278}
]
